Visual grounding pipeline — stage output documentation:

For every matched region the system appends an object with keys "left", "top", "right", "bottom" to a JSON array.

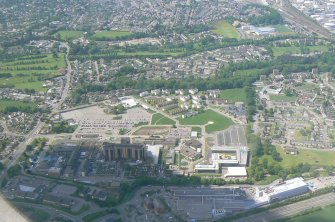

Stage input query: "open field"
[
  {"left": 0, "top": 53, "right": 65, "bottom": 91},
  {"left": 269, "top": 95, "right": 297, "bottom": 102},
  {"left": 284, "top": 205, "right": 335, "bottom": 222},
  {"left": 151, "top": 113, "right": 176, "bottom": 125},
  {"left": 93, "top": 30, "right": 132, "bottom": 39},
  {"left": 54, "top": 30, "right": 84, "bottom": 40},
  {"left": 277, "top": 147, "right": 335, "bottom": 168},
  {"left": 0, "top": 99, "right": 37, "bottom": 112},
  {"left": 212, "top": 21, "right": 240, "bottom": 39},
  {"left": 272, "top": 24, "right": 295, "bottom": 35},
  {"left": 219, "top": 88, "right": 246, "bottom": 102},
  {"left": 272, "top": 45, "right": 329, "bottom": 57},
  {"left": 178, "top": 109, "right": 233, "bottom": 133}
]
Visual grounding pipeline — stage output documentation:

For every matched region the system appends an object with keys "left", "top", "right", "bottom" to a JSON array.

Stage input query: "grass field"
[
  {"left": 0, "top": 99, "right": 37, "bottom": 112},
  {"left": 54, "top": 30, "right": 84, "bottom": 40},
  {"left": 285, "top": 205, "right": 335, "bottom": 222},
  {"left": 272, "top": 45, "right": 329, "bottom": 57},
  {"left": 151, "top": 113, "right": 176, "bottom": 125},
  {"left": 272, "top": 25, "right": 295, "bottom": 35},
  {"left": 93, "top": 30, "right": 132, "bottom": 39},
  {"left": 0, "top": 53, "right": 66, "bottom": 91},
  {"left": 269, "top": 95, "right": 297, "bottom": 102},
  {"left": 219, "top": 88, "right": 246, "bottom": 102},
  {"left": 277, "top": 147, "right": 335, "bottom": 168},
  {"left": 178, "top": 109, "right": 234, "bottom": 133},
  {"left": 212, "top": 21, "right": 240, "bottom": 39},
  {"left": 296, "top": 83, "right": 319, "bottom": 91}
]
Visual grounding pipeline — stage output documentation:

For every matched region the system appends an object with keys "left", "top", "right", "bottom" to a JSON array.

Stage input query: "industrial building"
[
  {"left": 255, "top": 177, "right": 309, "bottom": 204},
  {"left": 103, "top": 142, "right": 146, "bottom": 161},
  {"left": 195, "top": 146, "right": 249, "bottom": 174}
]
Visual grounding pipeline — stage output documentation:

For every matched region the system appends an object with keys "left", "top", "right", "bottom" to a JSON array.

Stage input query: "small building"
[{"left": 224, "top": 167, "right": 247, "bottom": 178}]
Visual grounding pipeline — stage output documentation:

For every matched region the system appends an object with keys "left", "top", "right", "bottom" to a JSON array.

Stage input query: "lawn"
[
  {"left": 0, "top": 53, "right": 65, "bottom": 91},
  {"left": 272, "top": 46, "right": 301, "bottom": 57},
  {"left": 277, "top": 147, "right": 335, "bottom": 168},
  {"left": 212, "top": 21, "right": 240, "bottom": 39},
  {"left": 269, "top": 95, "right": 297, "bottom": 102},
  {"left": 0, "top": 99, "right": 37, "bottom": 112},
  {"left": 272, "top": 25, "right": 295, "bottom": 35},
  {"left": 219, "top": 88, "right": 246, "bottom": 102},
  {"left": 272, "top": 45, "right": 329, "bottom": 57},
  {"left": 93, "top": 30, "right": 132, "bottom": 39},
  {"left": 296, "top": 83, "right": 319, "bottom": 91},
  {"left": 54, "top": 30, "right": 84, "bottom": 40},
  {"left": 178, "top": 109, "right": 234, "bottom": 133},
  {"left": 151, "top": 113, "right": 176, "bottom": 125},
  {"left": 285, "top": 205, "right": 335, "bottom": 222}
]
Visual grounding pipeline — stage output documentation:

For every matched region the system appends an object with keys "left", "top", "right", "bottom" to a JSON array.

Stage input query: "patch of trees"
[
  {"left": 50, "top": 121, "right": 77, "bottom": 134},
  {"left": 3, "top": 105, "right": 41, "bottom": 114},
  {"left": 244, "top": 4, "right": 283, "bottom": 26}
]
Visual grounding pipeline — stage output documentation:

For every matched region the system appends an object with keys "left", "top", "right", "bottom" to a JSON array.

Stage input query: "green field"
[
  {"left": 272, "top": 25, "right": 295, "bottom": 35},
  {"left": 93, "top": 30, "right": 132, "bottom": 39},
  {"left": 0, "top": 53, "right": 66, "bottom": 91},
  {"left": 151, "top": 113, "right": 176, "bottom": 125},
  {"left": 277, "top": 147, "right": 335, "bottom": 168},
  {"left": 219, "top": 88, "right": 246, "bottom": 102},
  {"left": 285, "top": 205, "right": 335, "bottom": 222},
  {"left": 269, "top": 95, "right": 297, "bottom": 102},
  {"left": 272, "top": 45, "right": 329, "bottom": 57},
  {"left": 0, "top": 99, "right": 37, "bottom": 112},
  {"left": 212, "top": 21, "right": 240, "bottom": 39},
  {"left": 296, "top": 83, "right": 319, "bottom": 91},
  {"left": 54, "top": 30, "right": 84, "bottom": 40},
  {"left": 178, "top": 109, "right": 234, "bottom": 133}
]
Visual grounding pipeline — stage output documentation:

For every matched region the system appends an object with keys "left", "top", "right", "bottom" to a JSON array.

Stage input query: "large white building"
[{"left": 255, "top": 177, "right": 309, "bottom": 204}]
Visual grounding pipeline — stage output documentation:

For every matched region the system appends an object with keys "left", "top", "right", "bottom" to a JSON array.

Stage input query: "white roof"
[
  {"left": 19, "top": 185, "right": 35, "bottom": 192},
  {"left": 267, "top": 177, "right": 307, "bottom": 196},
  {"left": 226, "top": 167, "right": 247, "bottom": 177}
]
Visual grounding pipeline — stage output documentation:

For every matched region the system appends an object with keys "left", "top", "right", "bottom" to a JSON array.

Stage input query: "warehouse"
[{"left": 255, "top": 177, "right": 309, "bottom": 204}]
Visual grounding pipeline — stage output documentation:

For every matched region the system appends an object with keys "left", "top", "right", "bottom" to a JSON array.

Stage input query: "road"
[
  {"left": 233, "top": 193, "right": 335, "bottom": 222},
  {"left": 1, "top": 42, "right": 72, "bottom": 179}
]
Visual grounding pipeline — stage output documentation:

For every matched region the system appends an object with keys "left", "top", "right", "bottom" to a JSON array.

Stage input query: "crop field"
[
  {"left": 219, "top": 88, "right": 246, "bottom": 102},
  {"left": 212, "top": 21, "right": 240, "bottom": 39},
  {"left": 93, "top": 30, "right": 132, "bottom": 39},
  {"left": 178, "top": 109, "right": 233, "bottom": 133},
  {"left": 54, "top": 30, "right": 84, "bottom": 40},
  {"left": 277, "top": 147, "right": 335, "bottom": 168},
  {"left": 0, "top": 99, "right": 37, "bottom": 112},
  {"left": 0, "top": 53, "right": 66, "bottom": 91},
  {"left": 151, "top": 113, "right": 176, "bottom": 125}
]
